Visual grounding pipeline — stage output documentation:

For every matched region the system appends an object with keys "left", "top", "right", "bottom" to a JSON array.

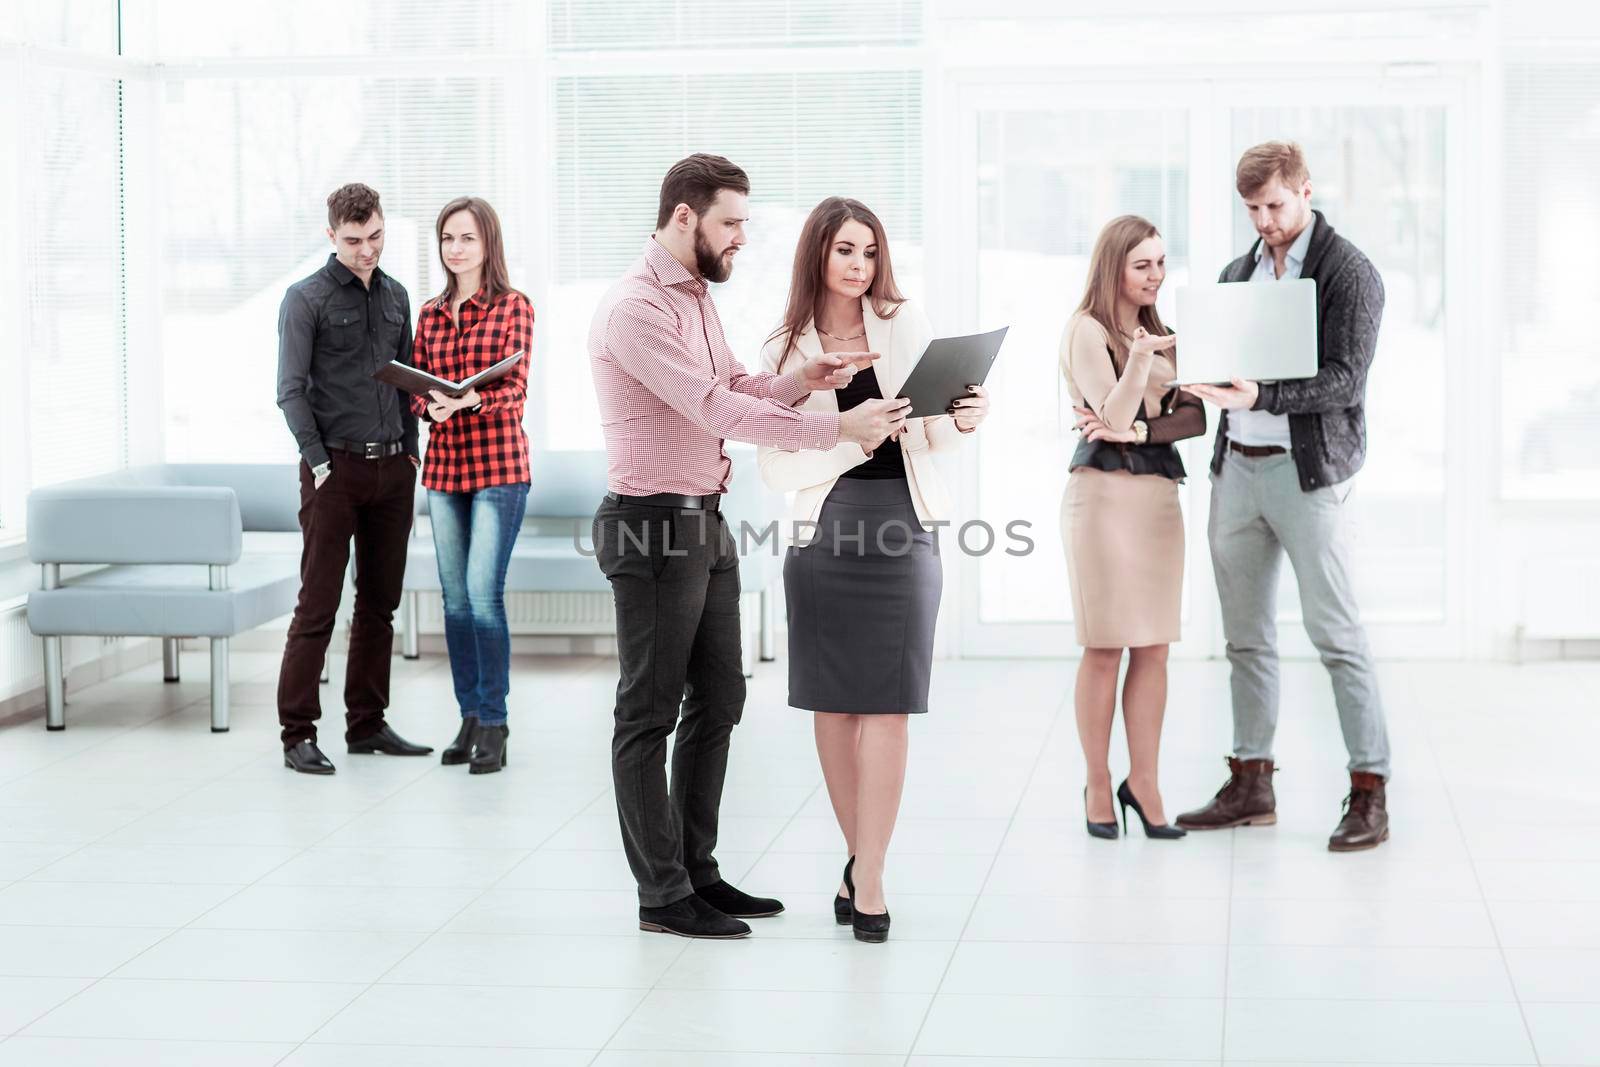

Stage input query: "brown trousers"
[{"left": 277, "top": 451, "right": 415, "bottom": 746}]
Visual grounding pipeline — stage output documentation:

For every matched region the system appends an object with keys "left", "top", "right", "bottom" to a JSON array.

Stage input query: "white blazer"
[{"left": 757, "top": 297, "right": 969, "bottom": 544}]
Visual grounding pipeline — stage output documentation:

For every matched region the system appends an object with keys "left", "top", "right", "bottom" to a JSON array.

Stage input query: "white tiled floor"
[{"left": 0, "top": 649, "right": 1595, "bottom": 1065}]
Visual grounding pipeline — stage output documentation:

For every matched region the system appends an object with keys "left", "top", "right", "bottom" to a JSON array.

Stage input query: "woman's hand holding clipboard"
[{"left": 893, "top": 327, "right": 1008, "bottom": 419}]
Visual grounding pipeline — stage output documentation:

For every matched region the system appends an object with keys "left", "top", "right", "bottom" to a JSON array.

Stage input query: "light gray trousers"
[{"left": 1207, "top": 450, "right": 1391, "bottom": 778}]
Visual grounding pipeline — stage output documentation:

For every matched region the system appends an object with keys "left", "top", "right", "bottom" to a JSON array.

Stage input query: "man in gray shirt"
[
  {"left": 1179, "top": 142, "right": 1392, "bottom": 852},
  {"left": 275, "top": 182, "right": 432, "bottom": 775}
]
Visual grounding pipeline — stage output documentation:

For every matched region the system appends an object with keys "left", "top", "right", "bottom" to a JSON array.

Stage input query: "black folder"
[
  {"left": 894, "top": 327, "right": 1008, "bottom": 417},
  {"left": 374, "top": 351, "right": 524, "bottom": 399}
]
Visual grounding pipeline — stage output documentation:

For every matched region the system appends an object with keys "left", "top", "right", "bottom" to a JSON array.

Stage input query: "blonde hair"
[
  {"left": 1075, "top": 215, "right": 1169, "bottom": 365},
  {"left": 1236, "top": 140, "right": 1310, "bottom": 196}
]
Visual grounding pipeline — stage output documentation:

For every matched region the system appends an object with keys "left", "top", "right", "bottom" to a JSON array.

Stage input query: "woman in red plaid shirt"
[{"left": 411, "top": 196, "right": 532, "bottom": 775}]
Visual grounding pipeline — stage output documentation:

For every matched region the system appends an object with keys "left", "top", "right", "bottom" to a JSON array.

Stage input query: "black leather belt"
[
  {"left": 1227, "top": 440, "right": 1287, "bottom": 457},
  {"left": 605, "top": 491, "right": 720, "bottom": 511},
  {"left": 327, "top": 439, "right": 405, "bottom": 459}
]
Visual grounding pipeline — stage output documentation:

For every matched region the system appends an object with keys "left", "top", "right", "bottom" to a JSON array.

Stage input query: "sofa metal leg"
[
  {"left": 43, "top": 635, "right": 65, "bottom": 731},
  {"left": 210, "top": 637, "right": 230, "bottom": 733},
  {"left": 401, "top": 590, "right": 420, "bottom": 659},
  {"left": 162, "top": 638, "right": 181, "bottom": 682},
  {"left": 758, "top": 588, "right": 776, "bottom": 662}
]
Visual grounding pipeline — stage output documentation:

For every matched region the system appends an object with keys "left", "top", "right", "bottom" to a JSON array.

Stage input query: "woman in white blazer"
[{"left": 758, "top": 197, "right": 989, "bottom": 942}]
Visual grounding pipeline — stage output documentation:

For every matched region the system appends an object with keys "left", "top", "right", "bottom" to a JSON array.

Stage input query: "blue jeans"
[{"left": 429, "top": 483, "right": 528, "bottom": 726}]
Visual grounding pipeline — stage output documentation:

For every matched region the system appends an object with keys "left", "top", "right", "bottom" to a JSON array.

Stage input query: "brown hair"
[
  {"left": 327, "top": 183, "right": 382, "bottom": 230},
  {"left": 1235, "top": 140, "right": 1310, "bottom": 196},
  {"left": 770, "top": 197, "right": 905, "bottom": 371},
  {"left": 656, "top": 154, "right": 750, "bottom": 230},
  {"left": 1075, "top": 215, "right": 1169, "bottom": 365},
  {"left": 434, "top": 196, "right": 522, "bottom": 307}
]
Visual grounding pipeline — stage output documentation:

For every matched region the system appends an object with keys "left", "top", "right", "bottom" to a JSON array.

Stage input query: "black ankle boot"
[
  {"left": 469, "top": 723, "right": 508, "bottom": 775},
  {"left": 441, "top": 716, "right": 478, "bottom": 766}
]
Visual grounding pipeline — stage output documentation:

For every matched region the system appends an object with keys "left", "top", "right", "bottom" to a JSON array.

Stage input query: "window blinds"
[
  {"left": 158, "top": 75, "right": 531, "bottom": 461},
  {"left": 24, "top": 65, "right": 128, "bottom": 488},
  {"left": 544, "top": 68, "right": 924, "bottom": 448},
  {"left": 1500, "top": 62, "right": 1600, "bottom": 496},
  {"left": 547, "top": 0, "right": 922, "bottom": 51}
]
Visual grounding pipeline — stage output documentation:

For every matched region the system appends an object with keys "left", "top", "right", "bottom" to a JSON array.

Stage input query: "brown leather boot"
[
  {"left": 1175, "top": 757, "right": 1277, "bottom": 830},
  {"left": 1328, "top": 771, "right": 1389, "bottom": 852}
]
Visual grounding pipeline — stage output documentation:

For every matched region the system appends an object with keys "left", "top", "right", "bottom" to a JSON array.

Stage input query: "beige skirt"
[{"left": 1061, "top": 467, "right": 1184, "bottom": 649}]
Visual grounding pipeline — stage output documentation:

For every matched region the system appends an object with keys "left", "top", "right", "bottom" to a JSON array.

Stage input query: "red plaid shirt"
[
  {"left": 589, "top": 237, "right": 839, "bottom": 496},
  {"left": 411, "top": 287, "right": 533, "bottom": 493}
]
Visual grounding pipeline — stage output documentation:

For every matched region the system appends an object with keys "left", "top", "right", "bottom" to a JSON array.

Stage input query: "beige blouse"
[{"left": 1059, "top": 312, "right": 1176, "bottom": 432}]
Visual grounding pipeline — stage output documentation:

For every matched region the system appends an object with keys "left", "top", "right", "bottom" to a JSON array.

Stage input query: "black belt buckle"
[{"left": 363, "top": 442, "right": 383, "bottom": 459}]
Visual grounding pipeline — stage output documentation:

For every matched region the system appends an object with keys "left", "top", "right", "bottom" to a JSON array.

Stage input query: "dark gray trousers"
[{"left": 594, "top": 499, "right": 746, "bottom": 907}]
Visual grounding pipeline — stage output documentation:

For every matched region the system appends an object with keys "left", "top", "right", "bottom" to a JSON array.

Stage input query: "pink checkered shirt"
[{"left": 589, "top": 237, "right": 839, "bottom": 495}]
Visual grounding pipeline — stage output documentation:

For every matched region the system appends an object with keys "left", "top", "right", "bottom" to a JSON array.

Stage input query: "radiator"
[
  {"left": 0, "top": 600, "right": 151, "bottom": 712},
  {"left": 415, "top": 591, "right": 617, "bottom": 635},
  {"left": 0, "top": 600, "right": 36, "bottom": 703}
]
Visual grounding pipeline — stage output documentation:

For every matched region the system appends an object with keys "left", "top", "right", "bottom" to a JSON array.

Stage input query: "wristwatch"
[
  {"left": 1131, "top": 419, "right": 1149, "bottom": 445},
  {"left": 312, "top": 461, "right": 331, "bottom": 481}
]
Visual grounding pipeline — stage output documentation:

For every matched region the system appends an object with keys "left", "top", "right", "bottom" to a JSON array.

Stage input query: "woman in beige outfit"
[{"left": 1061, "top": 215, "right": 1205, "bottom": 840}]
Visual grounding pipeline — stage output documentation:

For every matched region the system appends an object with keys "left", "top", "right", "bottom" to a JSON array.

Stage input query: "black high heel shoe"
[
  {"left": 1084, "top": 786, "right": 1119, "bottom": 840},
  {"left": 1117, "top": 779, "right": 1187, "bottom": 839},
  {"left": 843, "top": 856, "right": 890, "bottom": 943},
  {"left": 834, "top": 856, "right": 853, "bottom": 925}
]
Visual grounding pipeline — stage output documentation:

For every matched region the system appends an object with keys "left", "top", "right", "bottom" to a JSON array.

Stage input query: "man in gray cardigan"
[{"left": 1179, "top": 142, "right": 1391, "bottom": 852}]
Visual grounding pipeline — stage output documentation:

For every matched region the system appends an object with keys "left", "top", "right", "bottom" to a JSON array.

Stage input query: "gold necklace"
[{"left": 817, "top": 325, "right": 866, "bottom": 342}]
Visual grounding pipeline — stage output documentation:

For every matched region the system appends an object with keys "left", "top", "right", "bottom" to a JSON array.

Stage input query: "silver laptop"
[{"left": 1169, "top": 278, "right": 1318, "bottom": 386}]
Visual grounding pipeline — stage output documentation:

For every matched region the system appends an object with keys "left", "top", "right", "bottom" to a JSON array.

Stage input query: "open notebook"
[{"left": 374, "top": 351, "right": 524, "bottom": 399}]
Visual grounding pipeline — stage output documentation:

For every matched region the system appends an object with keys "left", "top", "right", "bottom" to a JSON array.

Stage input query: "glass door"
[
  {"left": 942, "top": 81, "right": 1217, "bottom": 658},
  {"left": 943, "top": 71, "right": 1472, "bottom": 660},
  {"left": 1215, "top": 79, "right": 1470, "bottom": 659}
]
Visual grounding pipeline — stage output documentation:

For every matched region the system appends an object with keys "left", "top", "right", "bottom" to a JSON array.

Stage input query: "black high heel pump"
[
  {"left": 1084, "top": 785, "right": 1119, "bottom": 840},
  {"left": 843, "top": 856, "right": 890, "bottom": 943},
  {"left": 1117, "top": 779, "right": 1187, "bottom": 839}
]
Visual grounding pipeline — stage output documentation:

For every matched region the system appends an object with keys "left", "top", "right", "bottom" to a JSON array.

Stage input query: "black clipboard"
[
  {"left": 895, "top": 327, "right": 1008, "bottom": 417},
  {"left": 374, "top": 351, "right": 524, "bottom": 399}
]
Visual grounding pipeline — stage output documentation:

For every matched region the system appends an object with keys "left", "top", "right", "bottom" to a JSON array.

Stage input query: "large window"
[
  {"left": 1500, "top": 62, "right": 1600, "bottom": 499},
  {"left": 545, "top": 69, "right": 924, "bottom": 449},
  {"left": 158, "top": 75, "right": 531, "bottom": 462},
  {"left": 2, "top": 6, "right": 132, "bottom": 533},
  {"left": 26, "top": 67, "right": 128, "bottom": 487}
]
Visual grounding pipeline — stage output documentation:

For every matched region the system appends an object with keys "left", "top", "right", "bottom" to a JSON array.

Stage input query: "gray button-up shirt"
[{"left": 276, "top": 254, "right": 418, "bottom": 469}]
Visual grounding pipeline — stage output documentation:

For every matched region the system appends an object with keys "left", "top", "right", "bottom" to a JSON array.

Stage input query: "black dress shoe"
[
  {"left": 284, "top": 739, "right": 335, "bottom": 775},
  {"left": 469, "top": 723, "right": 508, "bottom": 775},
  {"left": 441, "top": 716, "right": 478, "bottom": 765},
  {"left": 639, "top": 893, "right": 751, "bottom": 939},
  {"left": 347, "top": 724, "right": 434, "bottom": 756},
  {"left": 694, "top": 879, "right": 784, "bottom": 918},
  {"left": 842, "top": 856, "right": 890, "bottom": 943}
]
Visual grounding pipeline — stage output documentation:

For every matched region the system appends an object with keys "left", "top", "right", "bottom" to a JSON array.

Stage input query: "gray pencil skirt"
[{"left": 783, "top": 476, "right": 942, "bottom": 714}]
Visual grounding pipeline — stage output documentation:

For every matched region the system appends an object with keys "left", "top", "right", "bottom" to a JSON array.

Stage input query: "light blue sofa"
[
  {"left": 399, "top": 448, "right": 782, "bottom": 675},
  {"left": 26, "top": 464, "right": 303, "bottom": 732}
]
